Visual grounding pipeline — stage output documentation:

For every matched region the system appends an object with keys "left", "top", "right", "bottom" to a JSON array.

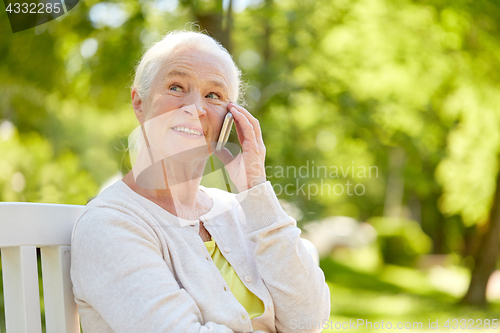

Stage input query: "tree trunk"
[
  {"left": 260, "top": 0, "right": 273, "bottom": 78},
  {"left": 383, "top": 147, "right": 406, "bottom": 219},
  {"left": 187, "top": 0, "right": 233, "bottom": 53},
  {"left": 461, "top": 162, "right": 500, "bottom": 306}
]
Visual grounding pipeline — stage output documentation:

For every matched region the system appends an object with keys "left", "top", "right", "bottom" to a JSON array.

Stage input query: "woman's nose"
[
  {"left": 183, "top": 93, "right": 207, "bottom": 118},
  {"left": 183, "top": 106, "right": 207, "bottom": 119}
]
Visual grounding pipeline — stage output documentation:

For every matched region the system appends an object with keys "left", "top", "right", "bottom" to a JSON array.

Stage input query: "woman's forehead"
[{"left": 161, "top": 50, "right": 230, "bottom": 83}]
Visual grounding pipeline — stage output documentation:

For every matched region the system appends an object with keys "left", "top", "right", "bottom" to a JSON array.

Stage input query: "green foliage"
[
  {"left": 369, "top": 217, "right": 432, "bottom": 266},
  {"left": 0, "top": 126, "right": 98, "bottom": 203}
]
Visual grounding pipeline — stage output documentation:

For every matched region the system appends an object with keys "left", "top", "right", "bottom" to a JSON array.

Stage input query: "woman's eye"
[
  {"left": 206, "top": 92, "right": 220, "bottom": 99},
  {"left": 170, "top": 85, "right": 183, "bottom": 92}
]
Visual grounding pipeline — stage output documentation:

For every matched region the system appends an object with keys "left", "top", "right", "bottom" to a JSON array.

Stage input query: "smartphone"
[{"left": 216, "top": 112, "right": 234, "bottom": 152}]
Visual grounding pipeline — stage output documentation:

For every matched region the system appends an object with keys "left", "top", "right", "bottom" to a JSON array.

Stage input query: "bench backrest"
[{"left": 0, "top": 202, "right": 84, "bottom": 333}]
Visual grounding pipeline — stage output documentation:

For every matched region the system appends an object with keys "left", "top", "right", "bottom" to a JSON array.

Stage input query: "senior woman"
[{"left": 70, "top": 30, "right": 330, "bottom": 333}]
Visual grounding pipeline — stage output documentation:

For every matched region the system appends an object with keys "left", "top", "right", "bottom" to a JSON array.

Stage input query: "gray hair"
[{"left": 131, "top": 30, "right": 243, "bottom": 104}]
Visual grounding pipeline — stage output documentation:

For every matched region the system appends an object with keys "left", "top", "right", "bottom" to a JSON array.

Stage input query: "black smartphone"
[{"left": 216, "top": 111, "right": 234, "bottom": 152}]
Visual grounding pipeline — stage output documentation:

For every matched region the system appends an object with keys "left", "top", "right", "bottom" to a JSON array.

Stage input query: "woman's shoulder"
[
  {"left": 84, "top": 180, "right": 157, "bottom": 217},
  {"left": 72, "top": 181, "right": 155, "bottom": 238},
  {"left": 85, "top": 180, "right": 133, "bottom": 207},
  {"left": 71, "top": 202, "right": 161, "bottom": 253}
]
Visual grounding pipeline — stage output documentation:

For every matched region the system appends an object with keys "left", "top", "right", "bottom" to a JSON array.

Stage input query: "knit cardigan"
[{"left": 70, "top": 180, "right": 330, "bottom": 332}]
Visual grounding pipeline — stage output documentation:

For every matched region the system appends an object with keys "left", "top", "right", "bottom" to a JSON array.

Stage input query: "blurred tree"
[
  {"left": 179, "top": 0, "right": 233, "bottom": 53},
  {"left": 428, "top": 0, "right": 500, "bottom": 306},
  {"left": 462, "top": 162, "right": 500, "bottom": 305}
]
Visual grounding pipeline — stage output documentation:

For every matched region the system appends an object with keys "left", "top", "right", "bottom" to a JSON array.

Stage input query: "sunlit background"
[{"left": 1, "top": 0, "right": 500, "bottom": 331}]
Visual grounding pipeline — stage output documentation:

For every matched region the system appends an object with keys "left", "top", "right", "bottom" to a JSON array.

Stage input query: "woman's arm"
[
  {"left": 213, "top": 102, "right": 330, "bottom": 332},
  {"left": 236, "top": 182, "right": 331, "bottom": 333},
  {"left": 70, "top": 206, "right": 250, "bottom": 333}
]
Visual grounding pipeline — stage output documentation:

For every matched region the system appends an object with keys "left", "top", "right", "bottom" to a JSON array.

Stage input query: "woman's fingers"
[
  {"left": 229, "top": 106, "right": 258, "bottom": 149},
  {"left": 232, "top": 111, "right": 246, "bottom": 147},
  {"left": 229, "top": 103, "right": 264, "bottom": 148},
  {"left": 213, "top": 146, "right": 235, "bottom": 166},
  {"left": 219, "top": 103, "right": 267, "bottom": 191}
]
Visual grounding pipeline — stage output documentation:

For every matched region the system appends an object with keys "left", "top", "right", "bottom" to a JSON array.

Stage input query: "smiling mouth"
[{"left": 171, "top": 126, "right": 203, "bottom": 136}]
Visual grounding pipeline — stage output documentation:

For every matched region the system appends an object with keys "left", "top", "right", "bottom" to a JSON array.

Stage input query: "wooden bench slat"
[
  {"left": 41, "top": 246, "right": 80, "bottom": 333},
  {"left": 1, "top": 246, "right": 42, "bottom": 333}
]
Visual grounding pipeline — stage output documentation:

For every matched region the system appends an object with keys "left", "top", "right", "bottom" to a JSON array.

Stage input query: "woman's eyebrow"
[
  {"left": 166, "top": 69, "right": 191, "bottom": 78},
  {"left": 166, "top": 69, "right": 228, "bottom": 94}
]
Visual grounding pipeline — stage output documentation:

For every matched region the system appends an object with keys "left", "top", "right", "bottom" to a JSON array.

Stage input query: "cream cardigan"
[{"left": 70, "top": 180, "right": 330, "bottom": 332}]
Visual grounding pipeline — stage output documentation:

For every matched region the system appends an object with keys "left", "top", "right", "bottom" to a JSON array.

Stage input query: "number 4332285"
[{"left": 6, "top": 3, "right": 61, "bottom": 14}]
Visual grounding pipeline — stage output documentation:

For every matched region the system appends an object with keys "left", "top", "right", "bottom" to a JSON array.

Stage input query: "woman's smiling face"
[{"left": 133, "top": 48, "right": 232, "bottom": 162}]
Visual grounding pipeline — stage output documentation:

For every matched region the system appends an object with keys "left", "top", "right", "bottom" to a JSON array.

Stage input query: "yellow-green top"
[{"left": 204, "top": 237, "right": 265, "bottom": 320}]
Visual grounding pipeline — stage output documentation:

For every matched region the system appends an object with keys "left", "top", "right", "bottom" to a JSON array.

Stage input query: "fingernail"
[{"left": 230, "top": 107, "right": 237, "bottom": 112}]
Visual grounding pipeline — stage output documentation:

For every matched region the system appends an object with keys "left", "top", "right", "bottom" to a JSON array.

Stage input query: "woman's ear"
[{"left": 131, "top": 88, "right": 145, "bottom": 125}]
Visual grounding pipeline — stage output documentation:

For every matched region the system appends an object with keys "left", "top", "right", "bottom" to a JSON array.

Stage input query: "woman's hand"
[{"left": 214, "top": 102, "right": 267, "bottom": 192}]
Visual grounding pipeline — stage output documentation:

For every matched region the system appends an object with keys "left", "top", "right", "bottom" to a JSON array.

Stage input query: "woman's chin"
[{"left": 164, "top": 143, "right": 211, "bottom": 163}]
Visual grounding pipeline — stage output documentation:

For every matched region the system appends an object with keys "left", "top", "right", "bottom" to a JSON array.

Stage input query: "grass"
[{"left": 320, "top": 254, "right": 500, "bottom": 332}]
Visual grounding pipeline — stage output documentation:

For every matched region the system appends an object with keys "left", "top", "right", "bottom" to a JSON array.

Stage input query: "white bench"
[{"left": 0, "top": 202, "right": 84, "bottom": 333}]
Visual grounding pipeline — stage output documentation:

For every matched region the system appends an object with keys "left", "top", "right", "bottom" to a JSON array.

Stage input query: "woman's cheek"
[
  {"left": 156, "top": 94, "right": 181, "bottom": 110},
  {"left": 204, "top": 112, "right": 220, "bottom": 142},
  {"left": 208, "top": 102, "right": 228, "bottom": 115}
]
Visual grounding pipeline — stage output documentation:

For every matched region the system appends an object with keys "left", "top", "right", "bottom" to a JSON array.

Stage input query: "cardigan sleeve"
[
  {"left": 235, "top": 181, "right": 331, "bottom": 333},
  {"left": 70, "top": 206, "right": 249, "bottom": 333}
]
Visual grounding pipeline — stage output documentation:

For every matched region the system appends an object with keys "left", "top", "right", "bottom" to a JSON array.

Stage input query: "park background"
[{"left": 1, "top": 0, "right": 500, "bottom": 331}]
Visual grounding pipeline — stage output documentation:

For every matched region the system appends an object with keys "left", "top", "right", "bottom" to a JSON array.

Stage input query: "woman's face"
[{"left": 134, "top": 49, "right": 232, "bottom": 163}]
